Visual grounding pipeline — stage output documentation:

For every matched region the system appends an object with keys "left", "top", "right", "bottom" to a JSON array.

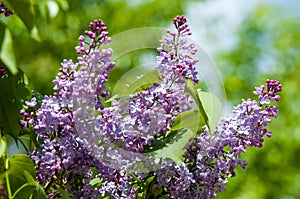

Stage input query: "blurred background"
[{"left": 1, "top": 0, "right": 299, "bottom": 198}]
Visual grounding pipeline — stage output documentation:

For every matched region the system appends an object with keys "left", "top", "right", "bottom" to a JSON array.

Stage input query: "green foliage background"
[{"left": 1, "top": 0, "right": 299, "bottom": 198}]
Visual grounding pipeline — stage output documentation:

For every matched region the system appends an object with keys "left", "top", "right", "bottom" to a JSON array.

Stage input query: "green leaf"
[
  {"left": 0, "top": 137, "right": 7, "bottom": 157},
  {"left": 89, "top": 177, "right": 103, "bottom": 186},
  {"left": 145, "top": 175, "right": 155, "bottom": 186},
  {"left": 0, "top": 28, "right": 18, "bottom": 75},
  {"left": 198, "top": 91, "right": 222, "bottom": 134},
  {"left": 171, "top": 110, "right": 205, "bottom": 132},
  {"left": 142, "top": 140, "right": 166, "bottom": 153},
  {"left": 30, "top": 26, "right": 41, "bottom": 42},
  {"left": 16, "top": 69, "right": 30, "bottom": 104},
  {"left": 145, "top": 129, "right": 194, "bottom": 165},
  {"left": 184, "top": 79, "right": 209, "bottom": 129},
  {"left": 0, "top": 21, "right": 6, "bottom": 47},
  {"left": 12, "top": 183, "right": 35, "bottom": 199},
  {"left": 8, "top": 154, "right": 36, "bottom": 196},
  {"left": 2, "top": 0, "right": 36, "bottom": 31},
  {"left": 23, "top": 170, "right": 36, "bottom": 186},
  {"left": 108, "top": 69, "right": 161, "bottom": 101},
  {"left": 57, "top": 186, "right": 72, "bottom": 199},
  {"left": 55, "top": 0, "right": 69, "bottom": 11},
  {"left": 0, "top": 75, "right": 20, "bottom": 138},
  {"left": 24, "top": 170, "right": 46, "bottom": 199}
]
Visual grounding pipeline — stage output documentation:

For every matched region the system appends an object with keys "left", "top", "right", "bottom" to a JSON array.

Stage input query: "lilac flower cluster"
[
  {"left": 20, "top": 15, "right": 282, "bottom": 199},
  {"left": 157, "top": 15, "right": 198, "bottom": 86},
  {"left": 160, "top": 79, "right": 282, "bottom": 198},
  {"left": 76, "top": 16, "right": 195, "bottom": 157},
  {"left": 0, "top": 2, "right": 13, "bottom": 17},
  {"left": 21, "top": 20, "right": 136, "bottom": 198},
  {"left": 107, "top": 86, "right": 193, "bottom": 153}
]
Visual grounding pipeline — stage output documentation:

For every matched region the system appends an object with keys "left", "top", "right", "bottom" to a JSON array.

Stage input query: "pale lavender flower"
[
  {"left": 157, "top": 15, "right": 199, "bottom": 86},
  {"left": 20, "top": 15, "right": 282, "bottom": 199},
  {"left": 181, "top": 79, "right": 282, "bottom": 198}
]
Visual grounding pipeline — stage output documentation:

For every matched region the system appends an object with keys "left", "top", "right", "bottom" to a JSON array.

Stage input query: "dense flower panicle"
[
  {"left": 53, "top": 60, "right": 78, "bottom": 99},
  {"left": 107, "top": 86, "right": 193, "bottom": 153},
  {"left": 76, "top": 19, "right": 111, "bottom": 55},
  {"left": 0, "top": 2, "right": 13, "bottom": 17},
  {"left": 84, "top": 15, "right": 196, "bottom": 154},
  {"left": 20, "top": 16, "right": 282, "bottom": 199},
  {"left": 20, "top": 19, "right": 123, "bottom": 198},
  {"left": 180, "top": 79, "right": 282, "bottom": 198},
  {"left": 156, "top": 163, "right": 199, "bottom": 199},
  {"left": 157, "top": 15, "right": 199, "bottom": 85}
]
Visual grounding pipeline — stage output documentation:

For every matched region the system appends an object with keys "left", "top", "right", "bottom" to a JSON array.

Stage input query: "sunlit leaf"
[
  {"left": 89, "top": 178, "right": 103, "bottom": 186},
  {"left": 198, "top": 91, "right": 222, "bottom": 133},
  {"left": 146, "top": 129, "right": 193, "bottom": 165},
  {"left": 0, "top": 21, "right": 5, "bottom": 47},
  {"left": 0, "top": 137, "right": 6, "bottom": 157},
  {"left": 30, "top": 26, "right": 41, "bottom": 42},
  {"left": 184, "top": 78, "right": 209, "bottom": 128},
  {"left": 0, "top": 28, "right": 18, "bottom": 75},
  {"left": 108, "top": 69, "right": 161, "bottom": 101},
  {"left": 55, "top": 0, "right": 69, "bottom": 11},
  {"left": 171, "top": 110, "right": 205, "bottom": 132}
]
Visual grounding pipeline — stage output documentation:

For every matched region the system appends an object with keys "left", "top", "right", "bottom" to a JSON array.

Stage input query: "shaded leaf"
[
  {"left": 2, "top": 0, "right": 35, "bottom": 31},
  {"left": 57, "top": 186, "right": 72, "bottom": 199},
  {"left": 16, "top": 69, "right": 30, "bottom": 104},
  {"left": 8, "top": 154, "right": 36, "bottom": 195},
  {"left": 142, "top": 140, "right": 166, "bottom": 153},
  {"left": 24, "top": 170, "right": 46, "bottom": 199},
  {"left": 12, "top": 183, "right": 35, "bottom": 199},
  {"left": 32, "top": 90, "right": 44, "bottom": 108},
  {"left": 0, "top": 75, "right": 20, "bottom": 138}
]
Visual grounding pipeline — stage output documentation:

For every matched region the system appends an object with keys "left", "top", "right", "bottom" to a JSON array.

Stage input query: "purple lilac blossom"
[
  {"left": 172, "top": 79, "right": 282, "bottom": 198},
  {"left": 104, "top": 15, "right": 195, "bottom": 153},
  {"left": 20, "top": 15, "right": 282, "bottom": 199},
  {"left": 21, "top": 19, "right": 136, "bottom": 198},
  {"left": 0, "top": 2, "right": 13, "bottom": 17}
]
